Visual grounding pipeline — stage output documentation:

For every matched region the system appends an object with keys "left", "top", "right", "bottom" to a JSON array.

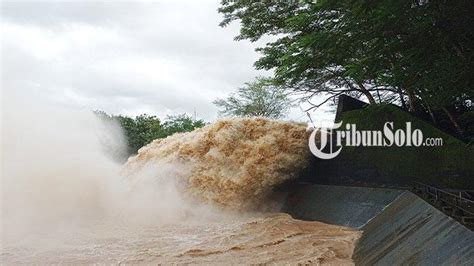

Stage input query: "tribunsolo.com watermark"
[{"left": 309, "top": 121, "right": 443, "bottom": 159}]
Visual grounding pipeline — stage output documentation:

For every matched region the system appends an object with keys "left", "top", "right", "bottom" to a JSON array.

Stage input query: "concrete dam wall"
[
  {"left": 283, "top": 185, "right": 404, "bottom": 228},
  {"left": 283, "top": 184, "right": 474, "bottom": 265}
]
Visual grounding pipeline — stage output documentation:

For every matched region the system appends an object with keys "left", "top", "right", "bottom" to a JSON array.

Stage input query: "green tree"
[
  {"left": 218, "top": 0, "right": 473, "bottom": 117},
  {"left": 116, "top": 114, "right": 165, "bottom": 155},
  {"left": 213, "top": 77, "right": 293, "bottom": 118},
  {"left": 219, "top": 0, "right": 379, "bottom": 108},
  {"left": 163, "top": 114, "right": 206, "bottom": 136},
  {"left": 94, "top": 111, "right": 206, "bottom": 159}
]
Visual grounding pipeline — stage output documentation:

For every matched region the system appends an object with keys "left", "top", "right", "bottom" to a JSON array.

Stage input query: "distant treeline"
[{"left": 95, "top": 111, "right": 205, "bottom": 158}]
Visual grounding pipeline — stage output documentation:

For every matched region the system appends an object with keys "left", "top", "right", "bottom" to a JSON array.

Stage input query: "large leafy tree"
[
  {"left": 118, "top": 114, "right": 165, "bottom": 155},
  {"left": 163, "top": 114, "right": 206, "bottom": 136},
  {"left": 218, "top": 0, "right": 473, "bottom": 119},
  {"left": 214, "top": 77, "right": 293, "bottom": 118},
  {"left": 219, "top": 0, "right": 380, "bottom": 108}
]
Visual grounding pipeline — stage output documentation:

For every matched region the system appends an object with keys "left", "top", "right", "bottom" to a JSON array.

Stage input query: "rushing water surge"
[
  {"left": 126, "top": 118, "right": 311, "bottom": 210},
  {"left": 1, "top": 95, "right": 360, "bottom": 264}
]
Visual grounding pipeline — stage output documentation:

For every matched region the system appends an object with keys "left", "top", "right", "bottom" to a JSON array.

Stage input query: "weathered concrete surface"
[
  {"left": 353, "top": 191, "right": 474, "bottom": 265},
  {"left": 282, "top": 185, "right": 474, "bottom": 264},
  {"left": 283, "top": 184, "right": 403, "bottom": 228}
]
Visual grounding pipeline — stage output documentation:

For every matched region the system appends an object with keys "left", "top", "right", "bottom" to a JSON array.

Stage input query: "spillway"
[{"left": 283, "top": 184, "right": 474, "bottom": 265}]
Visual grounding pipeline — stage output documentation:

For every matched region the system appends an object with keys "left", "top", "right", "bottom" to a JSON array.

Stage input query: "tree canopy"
[
  {"left": 214, "top": 76, "right": 293, "bottom": 118},
  {"left": 218, "top": 0, "right": 473, "bottom": 138},
  {"left": 162, "top": 114, "right": 206, "bottom": 136},
  {"left": 95, "top": 111, "right": 206, "bottom": 159}
]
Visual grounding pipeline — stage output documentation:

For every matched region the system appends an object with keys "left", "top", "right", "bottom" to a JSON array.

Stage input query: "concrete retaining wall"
[
  {"left": 353, "top": 191, "right": 474, "bottom": 265},
  {"left": 283, "top": 184, "right": 403, "bottom": 228},
  {"left": 283, "top": 185, "right": 474, "bottom": 264}
]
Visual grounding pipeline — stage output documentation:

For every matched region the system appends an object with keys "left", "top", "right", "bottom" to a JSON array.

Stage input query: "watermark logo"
[{"left": 309, "top": 121, "right": 443, "bottom": 159}]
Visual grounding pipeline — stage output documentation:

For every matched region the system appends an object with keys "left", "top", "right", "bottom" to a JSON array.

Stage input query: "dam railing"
[{"left": 412, "top": 182, "right": 474, "bottom": 229}]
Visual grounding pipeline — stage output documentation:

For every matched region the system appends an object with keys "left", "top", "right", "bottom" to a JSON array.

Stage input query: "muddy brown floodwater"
[
  {"left": 2, "top": 117, "right": 360, "bottom": 264},
  {"left": 1, "top": 213, "right": 360, "bottom": 265}
]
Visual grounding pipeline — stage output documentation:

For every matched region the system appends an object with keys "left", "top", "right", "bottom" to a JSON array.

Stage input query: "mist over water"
[
  {"left": 1, "top": 92, "right": 359, "bottom": 264},
  {"left": 1, "top": 92, "right": 219, "bottom": 238},
  {"left": 2, "top": 92, "right": 122, "bottom": 239}
]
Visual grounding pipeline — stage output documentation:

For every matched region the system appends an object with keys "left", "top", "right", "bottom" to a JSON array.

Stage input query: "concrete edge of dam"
[
  {"left": 282, "top": 184, "right": 474, "bottom": 264},
  {"left": 282, "top": 184, "right": 405, "bottom": 228}
]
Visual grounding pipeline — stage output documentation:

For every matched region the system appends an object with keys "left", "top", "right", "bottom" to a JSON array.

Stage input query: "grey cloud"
[{"left": 1, "top": 0, "right": 325, "bottom": 122}]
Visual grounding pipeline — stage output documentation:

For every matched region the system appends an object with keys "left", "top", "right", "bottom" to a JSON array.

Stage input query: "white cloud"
[{"left": 1, "top": 0, "right": 332, "bottom": 122}]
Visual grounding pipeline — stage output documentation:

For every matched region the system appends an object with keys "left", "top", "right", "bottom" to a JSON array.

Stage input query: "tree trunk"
[
  {"left": 397, "top": 87, "right": 407, "bottom": 110},
  {"left": 425, "top": 103, "right": 437, "bottom": 125},
  {"left": 406, "top": 90, "right": 417, "bottom": 112},
  {"left": 356, "top": 82, "right": 376, "bottom": 104},
  {"left": 442, "top": 107, "right": 465, "bottom": 136}
]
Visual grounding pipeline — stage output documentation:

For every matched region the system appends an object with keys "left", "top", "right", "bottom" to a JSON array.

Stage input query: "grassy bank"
[{"left": 313, "top": 104, "right": 473, "bottom": 189}]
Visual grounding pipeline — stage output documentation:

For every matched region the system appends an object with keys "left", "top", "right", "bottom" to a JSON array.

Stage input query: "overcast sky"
[{"left": 1, "top": 0, "right": 333, "bottom": 123}]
